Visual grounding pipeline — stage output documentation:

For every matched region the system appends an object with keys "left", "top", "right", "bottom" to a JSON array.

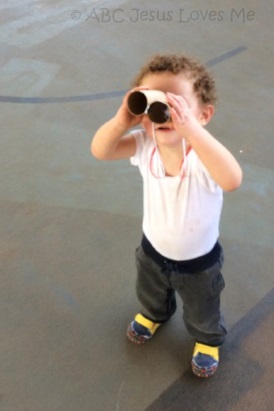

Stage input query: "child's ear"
[{"left": 199, "top": 104, "right": 214, "bottom": 125}]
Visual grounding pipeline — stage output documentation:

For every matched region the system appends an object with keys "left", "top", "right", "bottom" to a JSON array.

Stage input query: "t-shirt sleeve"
[
  {"left": 196, "top": 157, "right": 223, "bottom": 193},
  {"left": 130, "top": 129, "right": 146, "bottom": 167}
]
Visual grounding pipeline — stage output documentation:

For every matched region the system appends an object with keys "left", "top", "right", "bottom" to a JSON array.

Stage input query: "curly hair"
[{"left": 131, "top": 54, "right": 217, "bottom": 105}]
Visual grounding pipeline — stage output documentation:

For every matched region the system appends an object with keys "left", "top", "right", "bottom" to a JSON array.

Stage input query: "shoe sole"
[
  {"left": 191, "top": 362, "right": 218, "bottom": 378},
  {"left": 126, "top": 325, "right": 151, "bottom": 345}
]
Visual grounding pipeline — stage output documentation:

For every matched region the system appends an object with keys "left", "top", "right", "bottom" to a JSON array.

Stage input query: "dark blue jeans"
[{"left": 135, "top": 245, "right": 227, "bottom": 347}]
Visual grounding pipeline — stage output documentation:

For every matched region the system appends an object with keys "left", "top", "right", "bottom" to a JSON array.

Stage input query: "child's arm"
[
  {"left": 91, "top": 89, "right": 144, "bottom": 160},
  {"left": 167, "top": 93, "right": 243, "bottom": 192},
  {"left": 187, "top": 126, "right": 242, "bottom": 192}
]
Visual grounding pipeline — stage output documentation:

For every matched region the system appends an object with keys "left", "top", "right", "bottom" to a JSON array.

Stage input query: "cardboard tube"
[
  {"left": 127, "top": 90, "right": 168, "bottom": 116},
  {"left": 140, "top": 90, "right": 168, "bottom": 105}
]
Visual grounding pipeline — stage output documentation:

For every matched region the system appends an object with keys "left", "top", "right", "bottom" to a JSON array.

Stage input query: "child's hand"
[
  {"left": 114, "top": 86, "right": 149, "bottom": 132},
  {"left": 166, "top": 92, "right": 199, "bottom": 138}
]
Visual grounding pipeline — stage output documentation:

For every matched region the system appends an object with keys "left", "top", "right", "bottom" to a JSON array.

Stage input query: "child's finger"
[
  {"left": 167, "top": 92, "right": 189, "bottom": 111},
  {"left": 167, "top": 96, "right": 188, "bottom": 122}
]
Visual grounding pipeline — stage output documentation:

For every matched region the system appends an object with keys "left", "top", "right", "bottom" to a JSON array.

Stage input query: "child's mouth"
[{"left": 157, "top": 126, "right": 172, "bottom": 131}]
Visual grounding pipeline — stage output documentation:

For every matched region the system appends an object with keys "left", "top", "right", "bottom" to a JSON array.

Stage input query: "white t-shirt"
[{"left": 130, "top": 129, "right": 223, "bottom": 260}]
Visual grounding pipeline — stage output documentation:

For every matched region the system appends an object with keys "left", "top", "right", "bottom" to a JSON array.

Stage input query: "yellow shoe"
[
  {"left": 191, "top": 342, "right": 219, "bottom": 378},
  {"left": 127, "top": 313, "right": 161, "bottom": 344}
]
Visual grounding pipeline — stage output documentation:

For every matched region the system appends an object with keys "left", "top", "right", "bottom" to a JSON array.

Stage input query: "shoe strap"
[
  {"left": 194, "top": 343, "right": 219, "bottom": 361},
  {"left": 135, "top": 314, "right": 158, "bottom": 330}
]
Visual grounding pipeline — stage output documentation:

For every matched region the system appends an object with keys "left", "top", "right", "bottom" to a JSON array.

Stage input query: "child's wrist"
[
  {"left": 178, "top": 116, "right": 202, "bottom": 142},
  {"left": 112, "top": 117, "right": 129, "bottom": 135},
  {"left": 184, "top": 122, "right": 209, "bottom": 145}
]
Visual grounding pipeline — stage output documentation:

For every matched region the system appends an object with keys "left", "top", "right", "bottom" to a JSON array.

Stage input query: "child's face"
[{"left": 139, "top": 72, "right": 211, "bottom": 145}]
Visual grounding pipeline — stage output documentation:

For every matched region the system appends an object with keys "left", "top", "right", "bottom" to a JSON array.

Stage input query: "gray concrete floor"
[{"left": 0, "top": 1, "right": 274, "bottom": 410}]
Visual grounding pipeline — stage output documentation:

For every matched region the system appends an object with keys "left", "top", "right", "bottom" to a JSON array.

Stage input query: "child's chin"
[
  {"left": 156, "top": 129, "right": 178, "bottom": 140},
  {"left": 157, "top": 134, "right": 181, "bottom": 146}
]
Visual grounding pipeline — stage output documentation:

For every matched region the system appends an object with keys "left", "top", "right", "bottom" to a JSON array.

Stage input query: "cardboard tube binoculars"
[{"left": 127, "top": 90, "right": 170, "bottom": 124}]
